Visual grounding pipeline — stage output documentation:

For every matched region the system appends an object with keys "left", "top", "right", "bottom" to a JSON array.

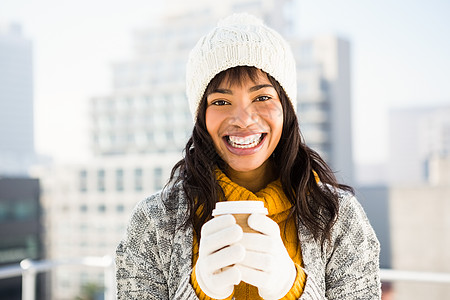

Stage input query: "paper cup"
[{"left": 212, "top": 201, "right": 268, "bottom": 233}]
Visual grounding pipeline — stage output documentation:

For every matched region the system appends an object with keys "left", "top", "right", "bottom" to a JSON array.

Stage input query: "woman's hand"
[
  {"left": 195, "top": 214, "right": 245, "bottom": 299},
  {"left": 237, "top": 214, "right": 297, "bottom": 300}
]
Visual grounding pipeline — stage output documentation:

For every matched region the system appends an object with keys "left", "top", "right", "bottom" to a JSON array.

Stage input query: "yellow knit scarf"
[{"left": 192, "top": 169, "right": 304, "bottom": 299}]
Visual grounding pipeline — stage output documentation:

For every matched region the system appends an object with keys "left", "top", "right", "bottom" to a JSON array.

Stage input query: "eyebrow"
[{"left": 210, "top": 84, "right": 274, "bottom": 95}]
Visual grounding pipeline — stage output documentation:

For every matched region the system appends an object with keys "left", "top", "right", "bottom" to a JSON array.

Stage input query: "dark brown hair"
[{"left": 166, "top": 66, "right": 353, "bottom": 246}]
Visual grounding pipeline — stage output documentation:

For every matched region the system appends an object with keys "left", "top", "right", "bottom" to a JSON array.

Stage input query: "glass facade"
[{"left": 0, "top": 177, "right": 43, "bottom": 300}]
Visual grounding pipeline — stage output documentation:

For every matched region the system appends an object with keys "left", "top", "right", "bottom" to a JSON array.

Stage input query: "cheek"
[
  {"left": 255, "top": 101, "right": 283, "bottom": 120},
  {"left": 205, "top": 109, "right": 223, "bottom": 141},
  {"left": 272, "top": 119, "right": 283, "bottom": 144},
  {"left": 268, "top": 105, "right": 284, "bottom": 138}
]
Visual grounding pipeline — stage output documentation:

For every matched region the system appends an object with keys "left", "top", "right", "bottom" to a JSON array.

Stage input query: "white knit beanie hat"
[{"left": 186, "top": 13, "right": 297, "bottom": 119}]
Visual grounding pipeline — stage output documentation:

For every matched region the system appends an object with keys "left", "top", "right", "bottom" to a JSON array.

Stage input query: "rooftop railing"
[
  {"left": 0, "top": 257, "right": 450, "bottom": 300},
  {"left": 0, "top": 256, "right": 115, "bottom": 300}
]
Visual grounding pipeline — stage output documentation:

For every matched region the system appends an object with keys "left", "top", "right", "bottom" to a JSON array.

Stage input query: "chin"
[{"left": 226, "top": 160, "right": 264, "bottom": 173}]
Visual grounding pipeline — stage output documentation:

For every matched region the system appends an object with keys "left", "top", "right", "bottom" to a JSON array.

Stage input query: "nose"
[{"left": 229, "top": 102, "right": 258, "bottom": 128}]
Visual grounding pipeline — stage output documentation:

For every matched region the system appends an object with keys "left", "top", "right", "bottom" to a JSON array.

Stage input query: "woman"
[{"left": 116, "top": 13, "right": 381, "bottom": 299}]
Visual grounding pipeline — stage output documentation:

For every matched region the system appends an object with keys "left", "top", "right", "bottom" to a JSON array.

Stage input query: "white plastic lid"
[{"left": 212, "top": 200, "right": 268, "bottom": 216}]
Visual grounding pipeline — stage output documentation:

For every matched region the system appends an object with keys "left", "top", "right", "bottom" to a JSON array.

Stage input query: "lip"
[{"left": 222, "top": 133, "right": 267, "bottom": 156}]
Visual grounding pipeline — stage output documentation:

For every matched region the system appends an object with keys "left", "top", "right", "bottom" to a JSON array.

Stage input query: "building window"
[
  {"left": 80, "top": 204, "right": 88, "bottom": 213},
  {"left": 147, "top": 132, "right": 154, "bottom": 143},
  {"left": 116, "top": 204, "right": 125, "bottom": 213},
  {"left": 0, "top": 200, "right": 37, "bottom": 222},
  {"left": 166, "top": 130, "right": 174, "bottom": 141},
  {"left": 320, "top": 79, "right": 329, "bottom": 93},
  {"left": 127, "top": 133, "right": 134, "bottom": 143},
  {"left": 97, "top": 169, "right": 105, "bottom": 192},
  {"left": 79, "top": 169, "right": 87, "bottom": 192},
  {"left": 154, "top": 167, "right": 163, "bottom": 191},
  {"left": 0, "top": 202, "right": 8, "bottom": 221},
  {"left": 134, "top": 168, "right": 143, "bottom": 191},
  {"left": 13, "top": 200, "right": 37, "bottom": 221},
  {"left": 116, "top": 169, "right": 124, "bottom": 191},
  {"left": 98, "top": 204, "right": 106, "bottom": 213}
]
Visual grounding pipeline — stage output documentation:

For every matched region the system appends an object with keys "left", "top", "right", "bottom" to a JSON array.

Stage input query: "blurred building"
[
  {"left": 355, "top": 185, "right": 393, "bottom": 298},
  {"left": 383, "top": 105, "right": 450, "bottom": 299},
  {"left": 0, "top": 23, "right": 46, "bottom": 299},
  {"left": 0, "top": 23, "right": 35, "bottom": 176},
  {"left": 290, "top": 36, "right": 353, "bottom": 184},
  {"left": 388, "top": 154, "right": 450, "bottom": 299},
  {"left": 388, "top": 106, "right": 450, "bottom": 185},
  {"left": 353, "top": 105, "right": 450, "bottom": 299},
  {"left": 356, "top": 186, "right": 391, "bottom": 270},
  {"left": 32, "top": 153, "right": 180, "bottom": 299},
  {"left": 355, "top": 163, "right": 388, "bottom": 186},
  {"left": 36, "top": 0, "right": 355, "bottom": 298},
  {"left": 0, "top": 177, "right": 46, "bottom": 299}
]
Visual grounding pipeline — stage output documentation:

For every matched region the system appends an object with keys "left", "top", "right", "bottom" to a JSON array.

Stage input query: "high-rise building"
[
  {"left": 0, "top": 23, "right": 35, "bottom": 176},
  {"left": 291, "top": 36, "right": 353, "bottom": 183},
  {"left": 0, "top": 23, "right": 45, "bottom": 299}
]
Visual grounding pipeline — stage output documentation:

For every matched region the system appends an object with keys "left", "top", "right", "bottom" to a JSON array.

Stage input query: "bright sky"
[{"left": 1, "top": 0, "right": 449, "bottom": 165}]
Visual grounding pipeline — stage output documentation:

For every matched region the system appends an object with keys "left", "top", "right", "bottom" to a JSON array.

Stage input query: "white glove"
[
  {"left": 195, "top": 214, "right": 245, "bottom": 299},
  {"left": 237, "top": 214, "right": 297, "bottom": 300}
]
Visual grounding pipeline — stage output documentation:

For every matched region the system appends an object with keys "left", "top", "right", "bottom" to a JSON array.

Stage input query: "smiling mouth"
[{"left": 225, "top": 133, "right": 266, "bottom": 149}]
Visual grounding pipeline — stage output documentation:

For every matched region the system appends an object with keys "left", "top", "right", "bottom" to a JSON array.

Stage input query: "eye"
[
  {"left": 254, "top": 95, "right": 271, "bottom": 102},
  {"left": 211, "top": 100, "right": 229, "bottom": 106}
]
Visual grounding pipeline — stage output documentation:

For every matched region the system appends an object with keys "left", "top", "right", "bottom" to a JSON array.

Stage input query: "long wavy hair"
[{"left": 166, "top": 66, "right": 353, "bottom": 247}]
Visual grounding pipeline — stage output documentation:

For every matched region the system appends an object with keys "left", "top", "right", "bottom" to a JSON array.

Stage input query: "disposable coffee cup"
[{"left": 212, "top": 201, "right": 268, "bottom": 233}]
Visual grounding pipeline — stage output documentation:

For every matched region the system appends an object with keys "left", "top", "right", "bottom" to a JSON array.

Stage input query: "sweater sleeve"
[
  {"left": 115, "top": 200, "right": 168, "bottom": 299},
  {"left": 115, "top": 196, "right": 200, "bottom": 300},
  {"left": 324, "top": 195, "right": 381, "bottom": 299}
]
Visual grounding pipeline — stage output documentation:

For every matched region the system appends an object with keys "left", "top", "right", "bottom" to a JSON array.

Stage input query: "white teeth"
[{"left": 227, "top": 134, "right": 262, "bottom": 149}]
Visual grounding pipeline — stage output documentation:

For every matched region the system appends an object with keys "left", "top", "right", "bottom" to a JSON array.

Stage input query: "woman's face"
[{"left": 205, "top": 69, "right": 283, "bottom": 174}]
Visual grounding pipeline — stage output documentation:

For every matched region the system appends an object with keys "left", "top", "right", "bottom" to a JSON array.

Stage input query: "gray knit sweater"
[{"left": 116, "top": 185, "right": 381, "bottom": 299}]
